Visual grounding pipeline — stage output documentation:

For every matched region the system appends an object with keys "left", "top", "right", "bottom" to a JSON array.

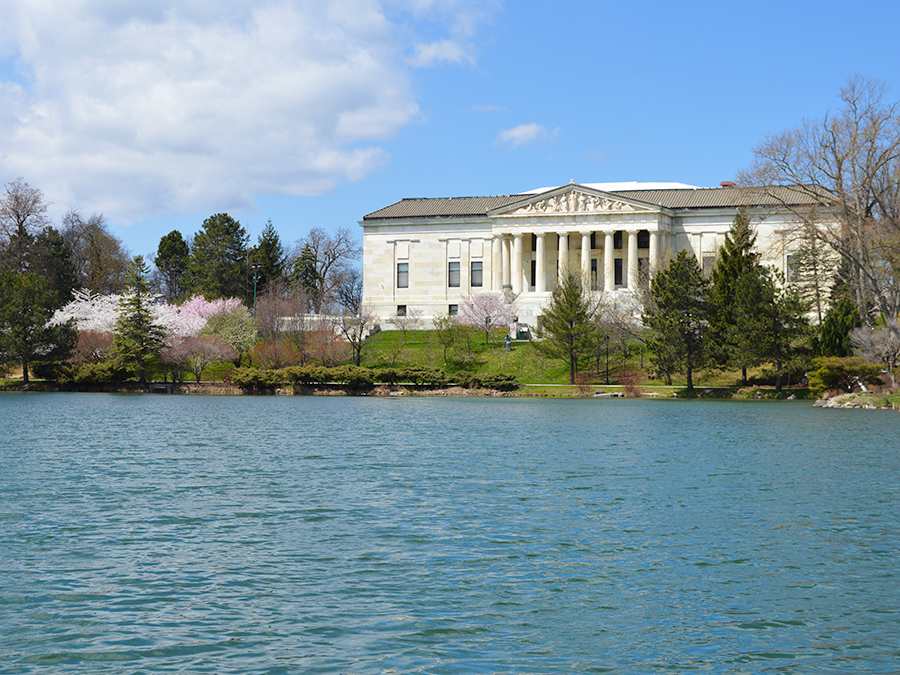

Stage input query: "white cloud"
[
  {"left": 493, "top": 123, "right": 559, "bottom": 149},
  {"left": 0, "top": 0, "right": 496, "bottom": 223}
]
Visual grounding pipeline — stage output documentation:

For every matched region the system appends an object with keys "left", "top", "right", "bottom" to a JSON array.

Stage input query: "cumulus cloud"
[
  {"left": 493, "top": 123, "right": 560, "bottom": 149},
  {"left": 0, "top": 0, "right": 497, "bottom": 223}
]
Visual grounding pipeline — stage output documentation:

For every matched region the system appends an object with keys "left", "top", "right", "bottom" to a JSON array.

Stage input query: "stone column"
[
  {"left": 649, "top": 230, "right": 659, "bottom": 273},
  {"left": 501, "top": 237, "right": 511, "bottom": 288},
  {"left": 693, "top": 233, "right": 703, "bottom": 264},
  {"left": 558, "top": 232, "right": 569, "bottom": 279},
  {"left": 581, "top": 232, "right": 591, "bottom": 288},
  {"left": 492, "top": 236, "right": 502, "bottom": 289},
  {"left": 512, "top": 233, "right": 524, "bottom": 294},
  {"left": 604, "top": 232, "right": 614, "bottom": 291},
  {"left": 627, "top": 231, "right": 638, "bottom": 289},
  {"left": 535, "top": 233, "right": 546, "bottom": 293}
]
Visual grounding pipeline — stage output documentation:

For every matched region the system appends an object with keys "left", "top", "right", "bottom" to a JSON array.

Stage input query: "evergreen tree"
[
  {"left": 817, "top": 295, "right": 861, "bottom": 357},
  {"left": 188, "top": 213, "right": 249, "bottom": 300},
  {"left": 0, "top": 270, "right": 77, "bottom": 384},
  {"left": 643, "top": 251, "right": 709, "bottom": 392},
  {"left": 251, "top": 219, "right": 286, "bottom": 291},
  {"left": 113, "top": 256, "right": 167, "bottom": 383},
  {"left": 31, "top": 227, "right": 78, "bottom": 304},
  {"left": 538, "top": 272, "right": 604, "bottom": 384},
  {"left": 709, "top": 208, "right": 762, "bottom": 384},
  {"left": 292, "top": 243, "right": 323, "bottom": 311},
  {"left": 154, "top": 230, "right": 190, "bottom": 303}
]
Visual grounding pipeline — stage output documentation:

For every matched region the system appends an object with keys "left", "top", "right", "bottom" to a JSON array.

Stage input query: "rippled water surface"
[{"left": 1, "top": 393, "right": 898, "bottom": 673}]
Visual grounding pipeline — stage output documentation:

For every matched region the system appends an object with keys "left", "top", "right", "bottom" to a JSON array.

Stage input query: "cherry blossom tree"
[{"left": 459, "top": 292, "right": 517, "bottom": 345}]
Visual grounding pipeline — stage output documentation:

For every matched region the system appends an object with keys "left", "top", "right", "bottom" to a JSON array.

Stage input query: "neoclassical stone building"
[{"left": 360, "top": 181, "right": 818, "bottom": 331}]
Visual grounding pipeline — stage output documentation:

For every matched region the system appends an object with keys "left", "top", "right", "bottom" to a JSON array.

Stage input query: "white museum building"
[{"left": 360, "top": 181, "right": 819, "bottom": 332}]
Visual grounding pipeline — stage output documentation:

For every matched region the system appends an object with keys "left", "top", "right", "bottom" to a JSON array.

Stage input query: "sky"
[{"left": 2, "top": 0, "right": 900, "bottom": 260}]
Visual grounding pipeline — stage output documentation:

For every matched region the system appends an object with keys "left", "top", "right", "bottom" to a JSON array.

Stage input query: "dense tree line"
[{"left": 0, "top": 177, "right": 364, "bottom": 383}]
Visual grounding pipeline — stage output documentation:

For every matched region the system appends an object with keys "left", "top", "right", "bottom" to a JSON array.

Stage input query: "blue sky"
[{"left": 2, "top": 0, "right": 899, "bottom": 259}]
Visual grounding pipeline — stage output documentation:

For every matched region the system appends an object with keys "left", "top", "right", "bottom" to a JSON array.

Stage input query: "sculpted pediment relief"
[{"left": 505, "top": 189, "right": 646, "bottom": 216}]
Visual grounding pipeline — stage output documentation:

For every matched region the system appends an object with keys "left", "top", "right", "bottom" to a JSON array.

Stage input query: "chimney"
[{"left": 720, "top": 181, "right": 736, "bottom": 188}]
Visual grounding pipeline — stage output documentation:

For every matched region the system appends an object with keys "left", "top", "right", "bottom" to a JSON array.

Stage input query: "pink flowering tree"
[{"left": 459, "top": 292, "right": 517, "bottom": 345}]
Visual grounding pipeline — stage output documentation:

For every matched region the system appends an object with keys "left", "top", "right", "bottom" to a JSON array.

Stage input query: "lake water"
[{"left": 1, "top": 393, "right": 898, "bottom": 674}]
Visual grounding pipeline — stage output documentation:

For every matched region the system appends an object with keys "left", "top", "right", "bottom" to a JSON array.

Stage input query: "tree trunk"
[{"left": 741, "top": 366, "right": 747, "bottom": 387}]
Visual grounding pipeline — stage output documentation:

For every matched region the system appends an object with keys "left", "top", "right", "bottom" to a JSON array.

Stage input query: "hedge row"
[{"left": 230, "top": 365, "right": 519, "bottom": 392}]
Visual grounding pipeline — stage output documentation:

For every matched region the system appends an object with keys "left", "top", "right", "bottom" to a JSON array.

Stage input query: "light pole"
[
  {"left": 605, "top": 334, "right": 610, "bottom": 385},
  {"left": 251, "top": 263, "right": 261, "bottom": 318}
]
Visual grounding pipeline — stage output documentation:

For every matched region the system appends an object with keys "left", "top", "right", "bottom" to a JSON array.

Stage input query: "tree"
[
  {"left": 0, "top": 179, "right": 51, "bottom": 274},
  {"left": 290, "top": 226, "right": 362, "bottom": 313},
  {"left": 734, "top": 268, "right": 810, "bottom": 390},
  {"left": 708, "top": 209, "right": 764, "bottom": 385},
  {"left": 335, "top": 267, "right": 364, "bottom": 315},
  {"left": 113, "top": 256, "right": 167, "bottom": 383},
  {"left": 432, "top": 311, "right": 461, "bottom": 365},
  {"left": 459, "top": 292, "right": 517, "bottom": 346},
  {"left": 850, "top": 319, "right": 900, "bottom": 387},
  {"left": 740, "top": 75, "right": 900, "bottom": 321},
  {"left": 338, "top": 307, "right": 377, "bottom": 366},
  {"left": 643, "top": 251, "right": 709, "bottom": 392},
  {"left": 0, "top": 270, "right": 77, "bottom": 384},
  {"left": 817, "top": 294, "right": 861, "bottom": 357},
  {"left": 250, "top": 219, "right": 286, "bottom": 292},
  {"left": 291, "top": 243, "right": 323, "bottom": 311},
  {"left": 153, "top": 230, "right": 190, "bottom": 303},
  {"left": 62, "top": 210, "right": 130, "bottom": 294},
  {"left": 30, "top": 227, "right": 78, "bottom": 304},
  {"left": 188, "top": 213, "right": 249, "bottom": 300},
  {"left": 200, "top": 306, "right": 257, "bottom": 366},
  {"left": 538, "top": 272, "right": 605, "bottom": 384},
  {"left": 166, "top": 336, "right": 237, "bottom": 383}
]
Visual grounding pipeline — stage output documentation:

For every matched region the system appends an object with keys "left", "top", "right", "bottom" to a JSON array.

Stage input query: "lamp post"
[
  {"left": 605, "top": 334, "right": 610, "bottom": 385},
  {"left": 251, "top": 263, "right": 261, "bottom": 318}
]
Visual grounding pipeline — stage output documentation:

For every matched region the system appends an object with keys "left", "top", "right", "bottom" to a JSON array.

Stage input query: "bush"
[
  {"left": 331, "top": 366, "right": 375, "bottom": 388},
  {"left": 400, "top": 366, "right": 447, "bottom": 386},
  {"left": 808, "top": 356, "right": 883, "bottom": 397},
  {"left": 453, "top": 372, "right": 518, "bottom": 391},
  {"left": 58, "top": 361, "right": 132, "bottom": 385}
]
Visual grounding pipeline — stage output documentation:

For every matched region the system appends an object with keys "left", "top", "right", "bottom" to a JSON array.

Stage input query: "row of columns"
[{"left": 492, "top": 230, "right": 663, "bottom": 294}]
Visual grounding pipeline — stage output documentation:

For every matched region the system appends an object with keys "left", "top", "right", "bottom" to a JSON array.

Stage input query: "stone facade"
[{"left": 360, "top": 182, "right": 818, "bottom": 331}]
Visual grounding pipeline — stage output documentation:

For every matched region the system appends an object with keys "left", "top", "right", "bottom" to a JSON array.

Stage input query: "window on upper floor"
[
  {"left": 471, "top": 261, "right": 483, "bottom": 287},
  {"left": 637, "top": 230, "right": 650, "bottom": 249},
  {"left": 614, "top": 231, "right": 623, "bottom": 250},
  {"left": 397, "top": 263, "right": 409, "bottom": 288},
  {"left": 449, "top": 261, "right": 460, "bottom": 287}
]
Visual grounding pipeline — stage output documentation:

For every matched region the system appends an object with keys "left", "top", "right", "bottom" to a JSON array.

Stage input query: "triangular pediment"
[{"left": 488, "top": 184, "right": 660, "bottom": 217}]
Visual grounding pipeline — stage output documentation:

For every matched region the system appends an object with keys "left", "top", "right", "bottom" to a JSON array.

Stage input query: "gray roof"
[{"left": 363, "top": 185, "right": 828, "bottom": 221}]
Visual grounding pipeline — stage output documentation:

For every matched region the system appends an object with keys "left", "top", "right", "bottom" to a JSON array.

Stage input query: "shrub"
[
  {"left": 331, "top": 366, "right": 375, "bottom": 388},
  {"left": 808, "top": 356, "right": 883, "bottom": 397},
  {"left": 59, "top": 361, "right": 131, "bottom": 385}
]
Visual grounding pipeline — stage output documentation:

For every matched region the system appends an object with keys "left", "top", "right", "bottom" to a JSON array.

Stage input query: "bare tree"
[
  {"left": 850, "top": 320, "right": 900, "bottom": 387},
  {"left": 338, "top": 306, "right": 378, "bottom": 366},
  {"left": 739, "top": 75, "right": 900, "bottom": 321},
  {"left": 0, "top": 178, "right": 51, "bottom": 273},
  {"left": 62, "top": 210, "right": 131, "bottom": 294},
  {"left": 289, "top": 226, "right": 362, "bottom": 313},
  {"left": 335, "top": 267, "right": 364, "bottom": 315}
]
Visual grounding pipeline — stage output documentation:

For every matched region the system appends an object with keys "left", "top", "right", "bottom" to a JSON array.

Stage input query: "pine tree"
[
  {"left": 113, "top": 256, "right": 167, "bottom": 383},
  {"left": 154, "top": 230, "right": 189, "bottom": 303},
  {"left": 643, "top": 251, "right": 709, "bottom": 392},
  {"left": 0, "top": 270, "right": 77, "bottom": 384},
  {"left": 292, "top": 243, "right": 323, "bottom": 312},
  {"left": 538, "top": 272, "right": 604, "bottom": 384},
  {"left": 187, "top": 213, "right": 248, "bottom": 300},
  {"left": 252, "top": 219, "right": 286, "bottom": 291},
  {"left": 709, "top": 208, "right": 763, "bottom": 385}
]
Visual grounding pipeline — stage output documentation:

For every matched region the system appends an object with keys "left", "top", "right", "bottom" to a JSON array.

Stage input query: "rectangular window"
[
  {"left": 471, "top": 261, "right": 483, "bottom": 287},
  {"left": 397, "top": 262, "right": 409, "bottom": 288},
  {"left": 702, "top": 256, "right": 715, "bottom": 277},
  {"left": 449, "top": 261, "right": 460, "bottom": 287},
  {"left": 614, "top": 258, "right": 623, "bottom": 286},
  {"left": 786, "top": 254, "right": 797, "bottom": 282},
  {"left": 590, "top": 232, "right": 597, "bottom": 250},
  {"left": 637, "top": 230, "right": 650, "bottom": 249},
  {"left": 397, "top": 304, "right": 406, "bottom": 316},
  {"left": 530, "top": 234, "right": 537, "bottom": 252},
  {"left": 530, "top": 259, "right": 537, "bottom": 288},
  {"left": 591, "top": 258, "right": 599, "bottom": 291},
  {"left": 448, "top": 304, "right": 458, "bottom": 316},
  {"left": 614, "top": 231, "right": 623, "bottom": 250}
]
